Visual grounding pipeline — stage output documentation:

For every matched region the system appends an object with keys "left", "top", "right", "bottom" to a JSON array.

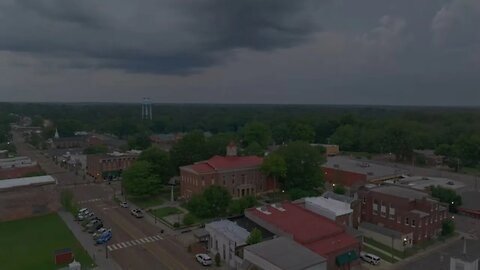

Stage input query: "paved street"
[{"left": 12, "top": 130, "right": 204, "bottom": 270}]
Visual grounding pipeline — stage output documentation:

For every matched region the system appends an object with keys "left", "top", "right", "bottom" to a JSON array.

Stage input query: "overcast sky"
[{"left": 0, "top": 0, "right": 479, "bottom": 105}]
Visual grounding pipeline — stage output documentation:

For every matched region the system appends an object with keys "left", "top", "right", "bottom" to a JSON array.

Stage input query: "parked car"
[
  {"left": 77, "top": 211, "right": 94, "bottom": 221},
  {"left": 93, "top": 228, "right": 108, "bottom": 239},
  {"left": 95, "top": 230, "right": 112, "bottom": 245},
  {"left": 360, "top": 252, "right": 381, "bottom": 265},
  {"left": 87, "top": 222, "right": 104, "bottom": 233},
  {"left": 82, "top": 216, "right": 100, "bottom": 227},
  {"left": 131, "top": 209, "right": 144, "bottom": 218},
  {"left": 195, "top": 254, "right": 212, "bottom": 266},
  {"left": 94, "top": 228, "right": 111, "bottom": 240},
  {"left": 120, "top": 201, "right": 129, "bottom": 208},
  {"left": 77, "top": 208, "right": 89, "bottom": 215},
  {"left": 84, "top": 219, "right": 101, "bottom": 230}
]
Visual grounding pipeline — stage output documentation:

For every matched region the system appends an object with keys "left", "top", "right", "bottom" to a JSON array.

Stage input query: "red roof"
[
  {"left": 185, "top": 155, "right": 263, "bottom": 174},
  {"left": 305, "top": 231, "right": 359, "bottom": 256},
  {"left": 246, "top": 202, "right": 359, "bottom": 257}
]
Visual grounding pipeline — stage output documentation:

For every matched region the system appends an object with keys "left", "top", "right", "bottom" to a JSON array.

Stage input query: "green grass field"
[
  {"left": 0, "top": 213, "right": 94, "bottom": 270},
  {"left": 150, "top": 207, "right": 183, "bottom": 218},
  {"left": 128, "top": 196, "right": 165, "bottom": 209}
]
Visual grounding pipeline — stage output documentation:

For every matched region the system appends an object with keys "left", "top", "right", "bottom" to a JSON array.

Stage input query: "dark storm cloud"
[{"left": 0, "top": 0, "right": 322, "bottom": 74}]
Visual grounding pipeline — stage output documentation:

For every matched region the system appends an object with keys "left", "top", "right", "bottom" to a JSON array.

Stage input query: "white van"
[{"left": 360, "top": 252, "right": 381, "bottom": 265}]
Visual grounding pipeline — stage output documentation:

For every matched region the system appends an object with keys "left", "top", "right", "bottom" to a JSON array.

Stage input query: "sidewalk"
[
  {"left": 390, "top": 234, "right": 462, "bottom": 269},
  {"left": 58, "top": 211, "right": 123, "bottom": 270},
  {"left": 363, "top": 242, "right": 402, "bottom": 261}
]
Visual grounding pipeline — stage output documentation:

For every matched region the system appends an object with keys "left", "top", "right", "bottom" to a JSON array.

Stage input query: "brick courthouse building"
[{"left": 180, "top": 143, "right": 274, "bottom": 199}]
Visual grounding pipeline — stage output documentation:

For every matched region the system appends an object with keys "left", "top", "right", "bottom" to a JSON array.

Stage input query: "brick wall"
[
  {"left": 180, "top": 168, "right": 269, "bottom": 199},
  {"left": 0, "top": 184, "right": 60, "bottom": 222},
  {"left": 359, "top": 190, "right": 447, "bottom": 244},
  {"left": 322, "top": 167, "right": 367, "bottom": 187}
]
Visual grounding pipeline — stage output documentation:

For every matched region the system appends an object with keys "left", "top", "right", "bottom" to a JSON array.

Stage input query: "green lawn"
[
  {"left": 128, "top": 196, "right": 165, "bottom": 209},
  {"left": 150, "top": 207, "right": 183, "bottom": 218},
  {"left": 0, "top": 213, "right": 94, "bottom": 270}
]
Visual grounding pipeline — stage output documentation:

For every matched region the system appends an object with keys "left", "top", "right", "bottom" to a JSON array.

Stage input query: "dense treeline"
[{"left": 1, "top": 103, "right": 479, "bottom": 168}]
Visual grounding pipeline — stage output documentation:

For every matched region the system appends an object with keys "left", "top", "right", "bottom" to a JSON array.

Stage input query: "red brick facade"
[
  {"left": 86, "top": 153, "right": 138, "bottom": 182},
  {"left": 359, "top": 186, "right": 448, "bottom": 244},
  {"left": 180, "top": 155, "right": 273, "bottom": 199},
  {"left": 322, "top": 167, "right": 367, "bottom": 188}
]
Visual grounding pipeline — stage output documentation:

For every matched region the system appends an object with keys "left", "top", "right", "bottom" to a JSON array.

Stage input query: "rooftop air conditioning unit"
[
  {"left": 256, "top": 206, "right": 271, "bottom": 215},
  {"left": 271, "top": 203, "right": 286, "bottom": 212}
]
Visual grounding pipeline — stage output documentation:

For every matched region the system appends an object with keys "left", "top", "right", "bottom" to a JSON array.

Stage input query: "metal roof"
[
  {"left": 0, "top": 175, "right": 56, "bottom": 190},
  {"left": 205, "top": 220, "right": 250, "bottom": 245},
  {"left": 305, "top": 197, "right": 353, "bottom": 217},
  {"left": 322, "top": 191, "right": 356, "bottom": 204},
  {"left": 244, "top": 237, "right": 326, "bottom": 270}
]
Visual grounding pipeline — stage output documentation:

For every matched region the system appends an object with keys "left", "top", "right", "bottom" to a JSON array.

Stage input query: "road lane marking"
[{"left": 107, "top": 234, "right": 165, "bottom": 252}]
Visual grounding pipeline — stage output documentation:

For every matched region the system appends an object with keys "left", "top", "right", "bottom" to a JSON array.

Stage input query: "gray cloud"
[
  {"left": 0, "top": 0, "right": 479, "bottom": 105},
  {"left": 0, "top": 0, "right": 322, "bottom": 74}
]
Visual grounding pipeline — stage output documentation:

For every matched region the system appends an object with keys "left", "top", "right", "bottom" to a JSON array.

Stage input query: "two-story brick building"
[
  {"left": 86, "top": 151, "right": 140, "bottom": 182},
  {"left": 180, "top": 144, "right": 274, "bottom": 199},
  {"left": 358, "top": 185, "right": 448, "bottom": 244}
]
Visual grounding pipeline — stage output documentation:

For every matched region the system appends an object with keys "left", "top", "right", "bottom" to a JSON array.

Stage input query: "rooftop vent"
[
  {"left": 271, "top": 203, "right": 286, "bottom": 212},
  {"left": 256, "top": 206, "right": 271, "bottom": 215}
]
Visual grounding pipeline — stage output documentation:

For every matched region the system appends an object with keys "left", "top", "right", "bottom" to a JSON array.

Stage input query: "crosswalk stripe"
[
  {"left": 110, "top": 245, "right": 118, "bottom": 250},
  {"left": 139, "top": 238, "right": 147, "bottom": 243},
  {"left": 120, "top": 243, "right": 127, "bottom": 248},
  {"left": 146, "top": 237, "right": 155, "bottom": 242},
  {"left": 134, "top": 239, "right": 142, "bottom": 245},
  {"left": 125, "top": 241, "right": 132, "bottom": 246},
  {"left": 107, "top": 246, "right": 113, "bottom": 251},
  {"left": 152, "top": 236, "right": 160, "bottom": 241}
]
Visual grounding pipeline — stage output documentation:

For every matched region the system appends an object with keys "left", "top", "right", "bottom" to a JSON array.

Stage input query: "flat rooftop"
[
  {"left": 305, "top": 197, "right": 353, "bottom": 217},
  {"left": 205, "top": 220, "right": 249, "bottom": 245},
  {"left": 323, "top": 156, "right": 408, "bottom": 181},
  {"left": 0, "top": 175, "right": 56, "bottom": 190},
  {"left": 369, "top": 185, "right": 429, "bottom": 201},
  {"left": 244, "top": 237, "right": 326, "bottom": 270},
  {"left": 393, "top": 176, "right": 465, "bottom": 191},
  {"left": 246, "top": 202, "right": 358, "bottom": 256}
]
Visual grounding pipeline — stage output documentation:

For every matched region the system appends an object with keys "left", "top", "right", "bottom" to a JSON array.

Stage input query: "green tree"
[
  {"left": 122, "top": 161, "right": 162, "bottom": 197},
  {"left": 243, "top": 142, "right": 265, "bottom": 156},
  {"left": 441, "top": 219, "right": 455, "bottom": 236},
  {"left": 289, "top": 123, "right": 315, "bottom": 142},
  {"left": 272, "top": 123, "right": 290, "bottom": 144},
  {"left": 183, "top": 213, "right": 195, "bottom": 226},
  {"left": 138, "top": 146, "right": 174, "bottom": 184},
  {"left": 229, "top": 196, "right": 257, "bottom": 215},
  {"left": 246, "top": 228, "right": 262, "bottom": 245},
  {"left": 243, "top": 121, "right": 271, "bottom": 148},
  {"left": 383, "top": 123, "right": 417, "bottom": 161},
  {"left": 288, "top": 188, "right": 316, "bottom": 200},
  {"left": 333, "top": 184, "right": 347, "bottom": 195},
  {"left": 260, "top": 153, "right": 287, "bottom": 191},
  {"left": 430, "top": 186, "right": 462, "bottom": 212},
  {"left": 276, "top": 141, "right": 325, "bottom": 191},
  {"left": 329, "top": 125, "right": 357, "bottom": 150},
  {"left": 205, "top": 133, "right": 236, "bottom": 157},
  {"left": 127, "top": 133, "right": 152, "bottom": 150},
  {"left": 454, "top": 135, "right": 480, "bottom": 167},
  {"left": 186, "top": 186, "right": 232, "bottom": 218},
  {"left": 170, "top": 130, "right": 207, "bottom": 169},
  {"left": 203, "top": 185, "right": 232, "bottom": 217}
]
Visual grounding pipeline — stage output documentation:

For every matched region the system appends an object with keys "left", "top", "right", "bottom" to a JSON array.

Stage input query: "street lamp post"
[{"left": 403, "top": 238, "right": 408, "bottom": 258}]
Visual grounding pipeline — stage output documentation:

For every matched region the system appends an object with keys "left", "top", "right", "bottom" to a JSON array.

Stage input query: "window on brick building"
[
  {"left": 362, "top": 197, "right": 366, "bottom": 204},
  {"left": 397, "top": 216, "right": 401, "bottom": 223},
  {"left": 372, "top": 203, "right": 378, "bottom": 215},
  {"left": 405, "top": 217, "right": 409, "bottom": 225},
  {"left": 412, "top": 219, "right": 416, "bottom": 227},
  {"left": 380, "top": 204, "right": 386, "bottom": 217},
  {"left": 389, "top": 204, "right": 395, "bottom": 220}
]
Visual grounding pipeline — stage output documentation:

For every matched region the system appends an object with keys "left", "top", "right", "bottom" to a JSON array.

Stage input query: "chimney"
[{"left": 226, "top": 142, "right": 237, "bottom": 156}]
